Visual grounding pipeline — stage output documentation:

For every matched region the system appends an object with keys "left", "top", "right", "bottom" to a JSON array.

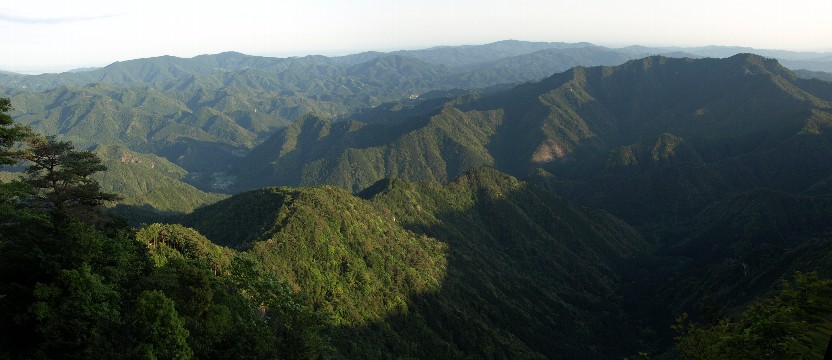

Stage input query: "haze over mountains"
[{"left": 2, "top": 40, "right": 832, "bottom": 358}]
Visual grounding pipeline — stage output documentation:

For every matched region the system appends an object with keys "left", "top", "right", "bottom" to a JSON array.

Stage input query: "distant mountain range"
[{"left": 2, "top": 41, "right": 827, "bottom": 197}]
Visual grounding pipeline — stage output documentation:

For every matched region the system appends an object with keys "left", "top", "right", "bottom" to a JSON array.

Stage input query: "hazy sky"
[{"left": 2, "top": 0, "right": 830, "bottom": 74}]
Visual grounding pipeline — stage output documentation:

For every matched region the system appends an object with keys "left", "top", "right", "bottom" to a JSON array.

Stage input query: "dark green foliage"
[
  {"left": 0, "top": 116, "right": 329, "bottom": 359},
  {"left": 0, "top": 201, "right": 332, "bottom": 359},
  {"left": 229, "top": 256, "right": 335, "bottom": 359},
  {"left": 4, "top": 48, "right": 832, "bottom": 359},
  {"left": 232, "top": 55, "right": 832, "bottom": 225},
  {"left": 509, "top": 55, "right": 832, "bottom": 225},
  {"left": 132, "top": 290, "right": 193, "bottom": 360},
  {"left": 637, "top": 190, "right": 832, "bottom": 329},
  {"left": 0, "top": 214, "right": 151, "bottom": 357},
  {"left": 29, "top": 264, "right": 122, "bottom": 358},
  {"left": 360, "top": 168, "right": 648, "bottom": 358},
  {"left": 674, "top": 272, "right": 832, "bottom": 359},
  {"left": 0, "top": 98, "right": 30, "bottom": 165},
  {"left": 179, "top": 187, "right": 293, "bottom": 248},
  {"left": 23, "top": 135, "right": 120, "bottom": 212}
]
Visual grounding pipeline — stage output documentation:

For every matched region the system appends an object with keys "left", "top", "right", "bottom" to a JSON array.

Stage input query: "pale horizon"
[{"left": 2, "top": 0, "right": 831, "bottom": 75}]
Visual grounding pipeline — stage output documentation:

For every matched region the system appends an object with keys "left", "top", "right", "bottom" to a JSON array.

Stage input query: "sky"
[{"left": 1, "top": 0, "right": 831, "bottom": 74}]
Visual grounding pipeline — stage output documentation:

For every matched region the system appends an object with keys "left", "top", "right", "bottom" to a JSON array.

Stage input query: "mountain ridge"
[
  {"left": 178, "top": 167, "right": 649, "bottom": 358},
  {"left": 233, "top": 54, "right": 832, "bottom": 210}
]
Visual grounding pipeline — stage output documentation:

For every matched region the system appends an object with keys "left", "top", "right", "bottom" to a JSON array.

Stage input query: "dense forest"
[{"left": 2, "top": 41, "right": 832, "bottom": 358}]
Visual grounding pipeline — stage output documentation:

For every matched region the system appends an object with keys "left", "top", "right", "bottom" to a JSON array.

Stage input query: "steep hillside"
[
  {"left": 795, "top": 69, "right": 832, "bottom": 82},
  {"left": 91, "top": 145, "right": 227, "bottom": 215},
  {"left": 234, "top": 107, "right": 503, "bottom": 191},
  {"left": 622, "top": 190, "right": 832, "bottom": 351},
  {"left": 233, "top": 55, "right": 832, "bottom": 228},
  {"left": 486, "top": 54, "right": 829, "bottom": 173},
  {"left": 181, "top": 168, "right": 649, "bottom": 358},
  {"left": 355, "top": 168, "right": 648, "bottom": 358},
  {"left": 180, "top": 185, "right": 450, "bottom": 328}
]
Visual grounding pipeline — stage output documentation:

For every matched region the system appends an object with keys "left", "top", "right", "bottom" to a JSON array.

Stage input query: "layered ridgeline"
[
  {"left": 5, "top": 42, "right": 829, "bottom": 201},
  {"left": 234, "top": 54, "right": 832, "bottom": 223},
  {"left": 1, "top": 41, "right": 690, "bottom": 178},
  {"left": 0, "top": 42, "right": 682, "bottom": 216},
  {"left": 177, "top": 167, "right": 649, "bottom": 359}
]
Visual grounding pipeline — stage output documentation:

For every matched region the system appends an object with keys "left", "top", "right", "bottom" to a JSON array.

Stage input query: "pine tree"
[
  {"left": 0, "top": 98, "right": 31, "bottom": 165},
  {"left": 23, "top": 135, "right": 119, "bottom": 212}
]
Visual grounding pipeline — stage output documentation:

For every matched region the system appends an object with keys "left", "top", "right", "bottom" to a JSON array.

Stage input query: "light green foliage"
[
  {"left": 135, "top": 223, "right": 232, "bottom": 271},
  {"left": 229, "top": 256, "right": 335, "bottom": 359},
  {"left": 92, "top": 145, "right": 226, "bottom": 214},
  {"left": 136, "top": 223, "right": 332, "bottom": 359},
  {"left": 185, "top": 186, "right": 448, "bottom": 325}
]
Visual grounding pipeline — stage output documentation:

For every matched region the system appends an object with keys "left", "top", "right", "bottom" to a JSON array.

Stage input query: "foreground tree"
[
  {"left": 0, "top": 98, "right": 331, "bottom": 358},
  {"left": 23, "top": 135, "right": 119, "bottom": 213},
  {"left": 0, "top": 98, "right": 31, "bottom": 165}
]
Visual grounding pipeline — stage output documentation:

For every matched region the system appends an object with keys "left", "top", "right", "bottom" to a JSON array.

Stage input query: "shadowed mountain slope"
[
  {"left": 234, "top": 55, "right": 832, "bottom": 227},
  {"left": 179, "top": 168, "right": 648, "bottom": 358}
]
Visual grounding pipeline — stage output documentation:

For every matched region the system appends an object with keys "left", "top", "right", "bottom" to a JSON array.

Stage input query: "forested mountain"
[
  {"left": 215, "top": 55, "right": 832, "bottom": 358},
  {"left": 90, "top": 145, "right": 227, "bottom": 214},
  {"left": 4, "top": 42, "right": 830, "bottom": 197},
  {"left": 2, "top": 42, "right": 661, "bottom": 182},
  {"left": 234, "top": 54, "right": 832, "bottom": 224},
  {"left": 1, "top": 41, "right": 702, "bottom": 208},
  {"left": 3, "top": 40, "right": 832, "bottom": 359},
  {"left": 178, "top": 167, "right": 649, "bottom": 358},
  {"left": 621, "top": 189, "right": 832, "bottom": 353}
]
